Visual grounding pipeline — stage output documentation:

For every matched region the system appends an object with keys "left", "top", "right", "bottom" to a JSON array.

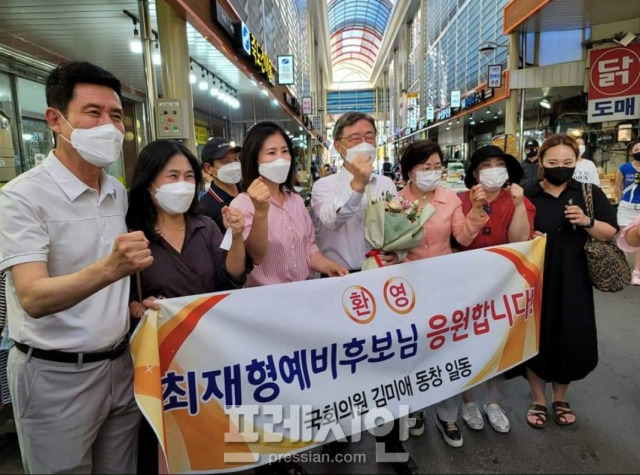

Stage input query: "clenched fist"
[
  {"left": 347, "top": 154, "right": 374, "bottom": 193},
  {"left": 222, "top": 206, "right": 245, "bottom": 237},
  {"left": 107, "top": 231, "right": 153, "bottom": 279},
  {"left": 507, "top": 183, "right": 524, "bottom": 208},
  {"left": 470, "top": 184, "right": 488, "bottom": 210},
  {"left": 247, "top": 177, "right": 271, "bottom": 213}
]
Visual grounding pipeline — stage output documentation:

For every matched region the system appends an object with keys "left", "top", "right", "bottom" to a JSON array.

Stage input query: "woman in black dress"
[{"left": 524, "top": 134, "right": 617, "bottom": 429}]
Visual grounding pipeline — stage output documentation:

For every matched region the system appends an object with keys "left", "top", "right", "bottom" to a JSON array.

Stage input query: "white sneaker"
[
  {"left": 632, "top": 270, "right": 640, "bottom": 286},
  {"left": 461, "top": 402, "right": 484, "bottom": 430},
  {"left": 483, "top": 403, "right": 510, "bottom": 433}
]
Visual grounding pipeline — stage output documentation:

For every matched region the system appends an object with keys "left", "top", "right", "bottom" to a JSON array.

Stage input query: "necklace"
[
  {"left": 410, "top": 183, "right": 433, "bottom": 204},
  {"left": 156, "top": 224, "right": 185, "bottom": 234}
]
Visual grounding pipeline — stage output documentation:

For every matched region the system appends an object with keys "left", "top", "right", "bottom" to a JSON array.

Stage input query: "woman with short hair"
[{"left": 399, "top": 140, "right": 489, "bottom": 448}]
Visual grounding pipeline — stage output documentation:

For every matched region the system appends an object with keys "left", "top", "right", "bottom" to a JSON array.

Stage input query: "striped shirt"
[
  {"left": 0, "top": 271, "right": 9, "bottom": 406},
  {"left": 231, "top": 190, "right": 320, "bottom": 287}
]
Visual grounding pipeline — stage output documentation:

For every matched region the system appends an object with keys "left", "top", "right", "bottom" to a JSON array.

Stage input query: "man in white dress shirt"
[
  {"left": 0, "top": 61, "right": 152, "bottom": 473},
  {"left": 311, "top": 112, "right": 417, "bottom": 475},
  {"left": 312, "top": 112, "right": 399, "bottom": 271}
]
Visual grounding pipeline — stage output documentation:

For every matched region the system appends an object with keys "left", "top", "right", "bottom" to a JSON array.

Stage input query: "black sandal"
[
  {"left": 526, "top": 404, "right": 547, "bottom": 429},
  {"left": 552, "top": 401, "right": 575, "bottom": 426}
]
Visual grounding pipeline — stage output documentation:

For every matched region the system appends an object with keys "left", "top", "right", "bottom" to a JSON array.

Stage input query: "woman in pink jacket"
[{"left": 399, "top": 140, "right": 489, "bottom": 448}]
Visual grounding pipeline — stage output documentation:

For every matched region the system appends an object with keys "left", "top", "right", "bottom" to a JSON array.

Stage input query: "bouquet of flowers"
[{"left": 362, "top": 190, "right": 435, "bottom": 270}]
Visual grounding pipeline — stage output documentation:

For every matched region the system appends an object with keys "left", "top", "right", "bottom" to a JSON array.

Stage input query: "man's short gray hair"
[{"left": 333, "top": 112, "right": 377, "bottom": 141}]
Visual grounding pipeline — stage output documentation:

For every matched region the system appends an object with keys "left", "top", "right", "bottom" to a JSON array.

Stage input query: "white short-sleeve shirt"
[
  {"left": 573, "top": 159, "right": 600, "bottom": 185},
  {"left": 0, "top": 151, "right": 130, "bottom": 352}
]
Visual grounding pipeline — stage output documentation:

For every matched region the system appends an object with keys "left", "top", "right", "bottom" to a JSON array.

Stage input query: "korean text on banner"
[
  {"left": 588, "top": 44, "right": 640, "bottom": 123},
  {"left": 131, "top": 238, "right": 546, "bottom": 473}
]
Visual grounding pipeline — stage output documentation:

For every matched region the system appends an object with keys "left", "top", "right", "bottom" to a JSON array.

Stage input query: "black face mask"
[
  {"left": 525, "top": 149, "right": 538, "bottom": 158},
  {"left": 544, "top": 166, "right": 575, "bottom": 185},
  {"left": 633, "top": 152, "right": 640, "bottom": 161}
]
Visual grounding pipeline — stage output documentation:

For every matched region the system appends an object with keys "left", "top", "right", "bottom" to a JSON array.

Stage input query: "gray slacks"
[{"left": 7, "top": 345, "right": 141, "bottom": 474}]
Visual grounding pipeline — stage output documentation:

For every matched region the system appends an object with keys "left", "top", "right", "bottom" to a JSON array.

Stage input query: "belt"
[{"left": 14, "top": 337, "right": 129, "bottom": 364}]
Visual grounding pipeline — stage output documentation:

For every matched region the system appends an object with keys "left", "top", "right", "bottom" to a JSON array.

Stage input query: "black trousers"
[
  {"left": 375, "top": 418, "right": 402, "bottom": 449},
  {"left": 137, "top": 418, "right": 159, "bottom": 474}
]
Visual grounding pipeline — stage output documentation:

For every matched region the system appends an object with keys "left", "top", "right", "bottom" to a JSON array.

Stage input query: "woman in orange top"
[{"left": 399, "top": 140, "right": 489, "bottom": 449}]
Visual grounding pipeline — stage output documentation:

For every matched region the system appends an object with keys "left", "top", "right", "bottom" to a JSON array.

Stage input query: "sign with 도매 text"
[
  {"left": 588, "top": 44, "right": 640, "bottom": 123},
  {"left": 131, "top": 238, "right": 545, "bottom": 473}
]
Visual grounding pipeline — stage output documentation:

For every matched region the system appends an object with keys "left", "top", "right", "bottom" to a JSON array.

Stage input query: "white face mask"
[
  {"left": 414, "top": 170, "right": 442, "bottom": 192},
  {"left": 259, "top": 158, "right": 290, "bottom": 184},
  {"left": 479, "top": 167, "right": 509, "bottom": 191},
  {"left": 344, "top": 142, "right": 376, "bottom": 164},
  {"left": 153, "top": 181, "right": 195, "bottom": 215},
  {"left": 578, "top": 144, "right": 586, "bottom": 156},
  {"left": 216, "top": 162, "right": 241, "bottom": 184},
  {"left": 57, "top": 113, "right": 124, "bottom": 168}
]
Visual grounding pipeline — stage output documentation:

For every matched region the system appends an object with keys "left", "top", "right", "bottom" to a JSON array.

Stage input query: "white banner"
[
  {"left": 302, "top": 96, "right": 312, "bottom": 115},
  {"left": 451, "top": 90, "right": 461, "bottom": 108},
  {"left": 488, "top": 65, "right": 502, "bottom": 88},
  {"left": 132, "top": 238, "right": 545, "bottom": 473},
  {"left": 277, "top": 55, "right": 295, "bottom": 85},
  {"left": 426, "top": 106, "right": 435, "bottom": 120}
]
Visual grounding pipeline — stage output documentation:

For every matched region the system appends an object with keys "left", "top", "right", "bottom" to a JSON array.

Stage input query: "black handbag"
[{"left": 582, "top": 183, "right": 631, "bottom": 292}]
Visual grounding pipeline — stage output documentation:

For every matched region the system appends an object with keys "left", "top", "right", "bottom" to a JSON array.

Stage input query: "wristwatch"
[{"left": 584, "top": 216, "right": 595, "bottom": 228}]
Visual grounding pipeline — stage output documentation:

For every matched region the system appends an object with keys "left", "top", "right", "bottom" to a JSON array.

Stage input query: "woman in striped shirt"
[
  {"left": 231, "top": 121, "right": 347, "bottom": 288},
  {"left": 231, "top": 122, "right": 346, "bottom": 475}
]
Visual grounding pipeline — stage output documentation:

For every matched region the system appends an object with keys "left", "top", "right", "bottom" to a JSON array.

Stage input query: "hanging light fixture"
[
  {"left": 129, "top": 21, "right": 142, "bottom": 54},
  {"left": 540, "top": 98, "right": 551, "bottom": 109},
  {"left": 218, "top": 85, "right": 228, "bottom": 103},
  {"left": 485, "top": 107, "right": 491, "bottom": 115},
  {"left": 152, "top": 36, "right": 161, "bottom": 65},
  {"left": 189, "top": 64, "right": 196, "bottom": 84},
  {"left": 210, "top": 77, "right": 219, "bottom": 97},
  {"left": 199, "top": 69, "right": 208, "bottom": 91}
]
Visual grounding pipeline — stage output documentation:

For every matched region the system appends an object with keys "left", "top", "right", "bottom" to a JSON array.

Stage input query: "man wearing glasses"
[
  {"left": 311, "top": 112, "right": 399, "bottom": 272},
  {"left": 311, "top": 112, "right": 418, "bottom": 475}
]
